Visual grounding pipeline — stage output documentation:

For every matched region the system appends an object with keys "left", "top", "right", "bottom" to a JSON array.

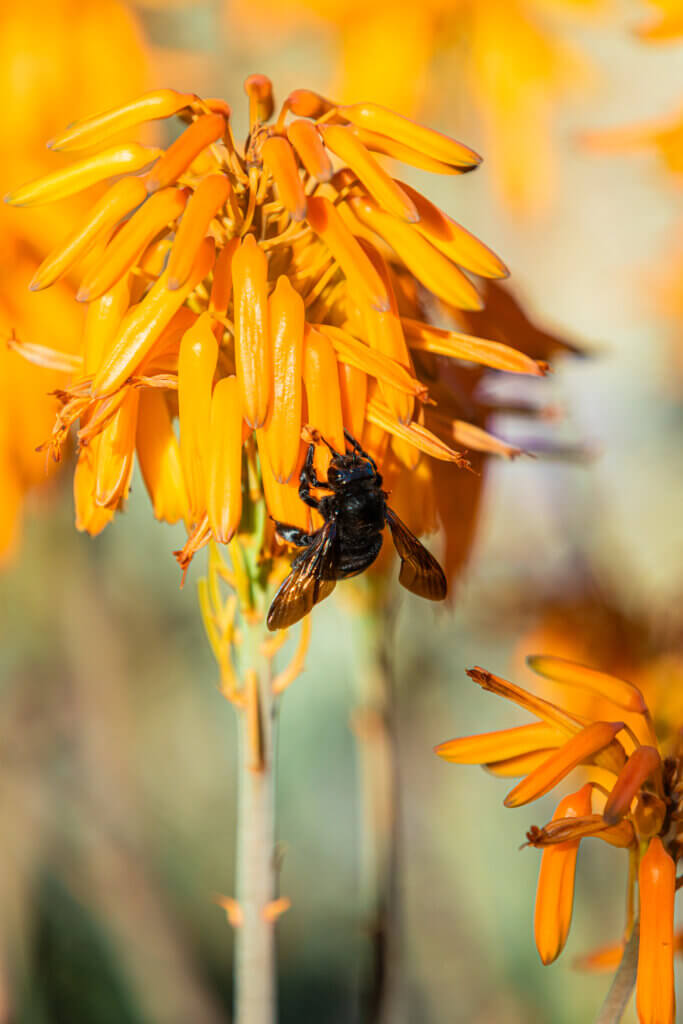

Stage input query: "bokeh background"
[{"left": 1, "top": 1, "right": 682, "bottom": 1021}]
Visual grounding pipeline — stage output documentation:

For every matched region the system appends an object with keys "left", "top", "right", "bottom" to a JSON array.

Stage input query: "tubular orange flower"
[
  {"left": 6, "top": 72, "right": 568, "bottom": 597},
  {"left": 534, "top": 783, "right": 593, "bottom": 965},
  {"left": 637, "top": 837, "right": 676, "bottom": 1024},
  {"left": 438, "top": 653, "right": 683, "bottom": 1020}
]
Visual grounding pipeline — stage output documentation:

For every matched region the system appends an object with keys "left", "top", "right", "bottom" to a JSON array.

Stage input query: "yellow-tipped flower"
[
  {"left": 7, "top": 74, "right": 566, "bottom": 585},
  {"left": 437, "top": 653, "right": 683, "bottom": 1018}
]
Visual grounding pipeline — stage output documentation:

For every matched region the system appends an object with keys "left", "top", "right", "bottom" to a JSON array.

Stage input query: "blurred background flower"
[{"left": 1, "top": 2, "right": 682, "bottom": 1023}]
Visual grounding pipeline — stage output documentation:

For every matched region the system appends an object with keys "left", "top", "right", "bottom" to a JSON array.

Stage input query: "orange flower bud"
[
  {"left": 338, "top": 362, "right": 367, "bottom": 443},
  {"left": 403, "top": 318, "right": 548, "bottom": 376},
  {"left": 78, "top": 187, "right": 190, "bottom": 301},
  {"left": 305, "top": 196, "right": 390, "bottom": 312},
  {"left": 534, "top": 784, "right": 593, "bottom": 964},
  {"left": 74, "top": 442, "right": 114, "bottom": 536},
  {"left": 94, "top": 389, "right": 140, "bottom": 508},
  {"left": 262, "top": 136, "right": 307, "bottom": 222},
  {"left": 178, "top": 313, "right": 219, "bottom": 523},
  {"left": 287, "top": 120, "right": 333, "bottom": 182},
  {"left": 317, "top": 324, "right": 426, "bottom": 400},
  {"left": 348, "top": 195, "right": 483, "bottom": 311},
  {"left": 366, "top": 398, "right": 467, "bottom": 465},
  {"left": 209, "top": 237, "right": 240, "bottom": 317},
  {"left": 231, "top": 234, "right": 272, "bottom": 429},
  {"left": 265, "top": 277, "right": 305, "bottom": 483},
  {"left": 603, "top": 746, "right": 662, "bottom": 825},
  {"left": 527, "top": 655, "right": 648, "bottom": 714},
  {"left": 283, "top": 89, "right": 336, "bottom": 120},
  {"left": 319, "top": 125, "right": 418, "bottom": 222},
  {"left": 5, "top": 144, "right": 162, "bottom": 207},
  {"left": 504, "top": 722, "right": 625, "bottom": 808},
  {"left": 48, "top": 89, "right": 198, "bottom": 152},
  {"left": 207, "top": 376, "right": 243, "bottom": 543},
  {"left": 303, "top": 326, "right": 345, "bottom": 477},
  {"left": 435, "top": 722, "right": 564, "bottom": 765},
  {"left": 338, "top": 103, "right": 481, "bottom": 169},
  {"left": 244, "top": 73, "right": 274, "bottom": 122},
  {"left": 30, "top": 177, "right": 148, "bottom": 291},
  {"left": 637, "top": 837, "right": 676, "bottom": 1024},
  {"left": 167, "top": 175, "right": 231, "bottom": 290},
  {"left": 82, "top": 276, "right": 132, "bottom": 376},
  {"left": 145, "top": 114, "right": 226, "bottom": 194},
  {"left": 93, "top": 236, "right": 215, "bottom": 396},
  {"left": 136, "top": 391, "right": 189, "bottom": 525},
  {"left": 396, "top": 180, "right": 508, "bottom": 279},
  {"left": 349, "top": 126, "right": 467, "bottom": 175}
]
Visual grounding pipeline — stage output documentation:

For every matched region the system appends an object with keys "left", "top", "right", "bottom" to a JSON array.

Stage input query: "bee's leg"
[
  {"left": 273, "top": 521, "right": 314, "bottom": 548},
  {"left": 344, "top": 429, "right": 377, "bottom": 471},
  {"left": 299, "top": 443, "right": 323, "bottom": 509}
]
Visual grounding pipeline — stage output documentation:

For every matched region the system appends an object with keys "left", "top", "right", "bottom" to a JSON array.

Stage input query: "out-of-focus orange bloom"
[
  {"left": 231, "top": 0, "right": 602, "bottom": 215},
  {"left": 436, "top": 655, "right": 683, "bottom": 1021},
  {"left": 7, "top": 74, "right": 567, "bottom": 591},
  {"left": 0, "top": 0, "right": 148, "bottom": 561}
]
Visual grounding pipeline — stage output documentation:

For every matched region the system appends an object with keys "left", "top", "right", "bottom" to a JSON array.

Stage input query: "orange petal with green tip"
[
  {"left": 167, "top": 175, "right": 230, "bottom": 290},
  {"left": 94, "top": 390, "right": 140, "bottom": 508},
  {"left": 317, "top": 324, "right": 426, "bottom": 400},
  {"left": 78, "top": 187, "right": 189, "bottom": 301},
  {"left": 5, "top": 144, "right": 162, "bottom": 207},
  {"left": 534, "top": 784, "right": 593, "bottom": 965},
  {"left": 527, "top": 655, "right": 647, "bottom": 714},
  {"left": 178, "top": 312, "right": 218, "bottom": 523},
  {"left": 504, "top": 722, "right": 625, "bottom": 808},
  {"left": 287, "top": 120, "right": 333, "bottom": 182},
  {"left": 348, "top": 196, "right": 483, "bottom": 311},
  {"left": 637, "top": 837, "right": 676, "bottom": 1024},
  {"left": 303, "top": 326, "right": 345, "bottom": 476},
  {"left": 209, "top": 237, "right": 240, "bottom": 317},
  {"left": 349, "top": 126, "right": 468, "bottom": 175},
  {"left": 603, "top": 746, "right": 662, "bottom": 825},
  {"left": 207, "top": 376, "right": 243, "bottom": 543},
  {"left": 136, "top": 390, "right": 189, "bottom": 525},
  {"left": 338, "top": 103, "right": 481, "bottom": 169},
  {"left": 356, "top": 238, "right": 414, "bottom": 423},
  {"left": 48, "top": 89, "right": 198, "bottom": 152},
  {"left": 262, "top": 136, "right": 307, "bottom": 222},
  {"left": 30, "top": 177, "right": 148, "bottom": 291},
  {"left": 144, "top": 114, "right": 226, "bottom": 194},
  {"left": 231, "top": 234, "right": 271, "bottom": 429},
  {"left": 338, "top": 362, "right": 367, "bottom": 442},
  {"left": 366, "top": 398, "right": 468, "bottom": 465},
  {"left": 397, "top": 180, "right": 508, "bottom": 279},
  {"left": 402, "top": 318, "right": 548, "bottom": 375},
  {"left": 305, "top": 196, "right": 390, "bottom": 312},
  {"left": 319, "top": 124, "right": 418, "bottom": 222},
  {"left": 435, "top": 721, "right": 564, "bottom": 764},
  {"left": 265, "top": 277, "right": 305, "bottom": 483},
  {"left": 93, "top": 236, "right": 215, "bottom": 396}
]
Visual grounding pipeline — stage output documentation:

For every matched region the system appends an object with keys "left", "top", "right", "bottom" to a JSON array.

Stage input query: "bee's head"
[{"left": 327, "top": 452, "right": 376, "bottom": 487}]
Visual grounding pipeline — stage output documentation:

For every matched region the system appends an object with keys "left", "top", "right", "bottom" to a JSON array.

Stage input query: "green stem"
[{"left": 595, "top": 923, "right": 639, "bottom": 1024}]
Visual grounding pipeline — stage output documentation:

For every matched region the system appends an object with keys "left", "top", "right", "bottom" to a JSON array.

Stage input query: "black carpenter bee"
[{"left": 266, "top": 430, "right": 447, "bottom": 631}]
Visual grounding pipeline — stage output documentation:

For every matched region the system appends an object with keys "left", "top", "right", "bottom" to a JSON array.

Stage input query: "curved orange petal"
[
  {"left": 209, "top": 236, "right": 240, "bottom": 317},
  {"left": 207, "top": 375, "right": 243, "bottom": 543},
  {"left": 265, "top": 276, "right": 305, "bottom": 483},
  {"left": 178, "top": 312, "right": 218, "bottom": 524},
  {"left": 348, "top": 126, "right": 467, "bottom": 175},
  {"left": 527, "top": 655, "right": 647, "bottom": 714},
  {"left": 94, "top": 389, "right": 140, "bottom": 508},
  {"left": 366, "top": 398, "right": 468, "bottom": 465},
  {"left": 282, "top": 89, "right": 336, "bottom": 120},
  {"left": 317, "top": 324, "right": 426, "bottom": 400},
  {"left": 603, "top": 746, "right": 662, "bottom": 826},
  {"left": 338, "top": 103, "right": 481, "bottom": 169},
  {"left": 5, "top": 144, "right": 162, "bottom": 206},
  {"left": 320, "top": 124, "right": 418, "bottom": 222},
  {"left": 303, "top": 325, "right": 345, "bottom": 477},
  {"left": 144, "top": 114, "right": 226, "bottom": 194},
  {"left": 534, "top": 783, "right": 593, "bottom": 965},
  {"left": 435, "top": 722, "right": 564, "bottom": 764},
  {"left": 338, "top": 362, "right": 367, "bottom": 442},
  {"left": 136, "top": 390, "right": 189, "bottom": 525},
  {"left": 78, "top": 187, "right": 190, "bottom": 301},
  {"left": 262, "top": 136, "right": 307, "bottom": 222},
  {"left": 504, "top": 722, "right": 625, "bottom": 809},
  {"left": 287, "top": 119, "right": 333, "bottom": 183},
  {"left": 48, "top": 88, "right": 198, "bottom": 152},
  {"left": 231, "top": 234, "right": 271, "bottom": 429},
  {"left": 167, "top": 175, "right": 231, "bottom": 289},
  {"left": 403, "top": 318, "right": 547, "bottom": 375},
  {"left": 637, "top": 837, "right": 676, "bottom": 1024},
  {"left": 74, "top": 441, "right": 114, "bottom": 536}
]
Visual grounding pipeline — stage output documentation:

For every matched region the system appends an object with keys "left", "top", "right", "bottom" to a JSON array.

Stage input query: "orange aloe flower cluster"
[
  {"left": 0, "top": 0, "right": 147, "bottom": 561},
  {"left": 436, "top": 655, "right": 682, "bottom": 1024},
  {"left": 6, "top": 74, "right": 555, "bottom": 580}
]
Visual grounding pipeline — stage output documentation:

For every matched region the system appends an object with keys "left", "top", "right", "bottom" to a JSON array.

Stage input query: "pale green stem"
[{"left": 594, "top": 922, "right": 639, "bottom": 1024}]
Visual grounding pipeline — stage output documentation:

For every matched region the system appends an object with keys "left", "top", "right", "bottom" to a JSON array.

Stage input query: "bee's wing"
[
  {"left": 266, "top": 521, "right": 339, "bottom": 631},
  {"left": 385, "top": 507, "right": 447, "bottom": 601}
]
